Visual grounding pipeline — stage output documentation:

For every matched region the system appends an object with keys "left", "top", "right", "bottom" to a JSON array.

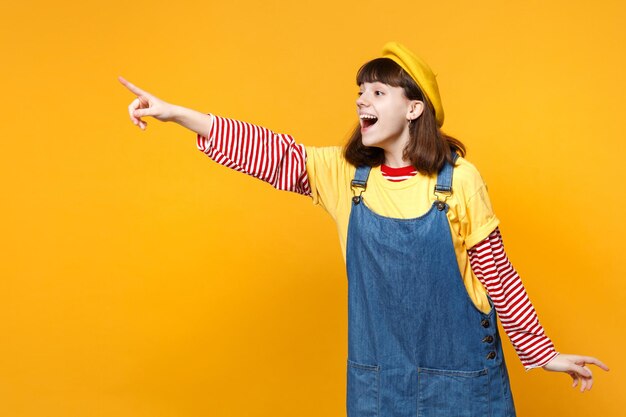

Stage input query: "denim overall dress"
[{"left": 345, "top": 154, "right": 517, "bottom": 417}]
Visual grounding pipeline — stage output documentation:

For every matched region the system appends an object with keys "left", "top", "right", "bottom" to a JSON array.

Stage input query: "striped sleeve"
[
  {"left": 196, "top": 113, "right": 312, "bottom": 196},
  {"left": 468, "top": 227, "right": 560, "bottom": 371}
]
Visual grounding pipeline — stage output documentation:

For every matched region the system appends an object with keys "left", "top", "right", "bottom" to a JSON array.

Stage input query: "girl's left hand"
[{"left": 541, "top": 353, "right": 610, "bottom": 392}]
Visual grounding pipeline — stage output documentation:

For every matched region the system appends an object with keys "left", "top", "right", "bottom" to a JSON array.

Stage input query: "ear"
[{"left": 407, "top": 100, "right": 424, "bottom": 121}]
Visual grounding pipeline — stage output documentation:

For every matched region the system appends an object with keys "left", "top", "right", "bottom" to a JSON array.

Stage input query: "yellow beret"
[{"left": 381, "top": 41, "right": 444, "bottom": 127}]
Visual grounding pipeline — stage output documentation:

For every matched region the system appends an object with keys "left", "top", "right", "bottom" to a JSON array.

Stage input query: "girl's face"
[{"left": 356, "top": 81, "right": 423, "bottom": 151}]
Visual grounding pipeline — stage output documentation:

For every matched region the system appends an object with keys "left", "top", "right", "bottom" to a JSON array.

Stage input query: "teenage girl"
[{"left": 118, "top": 42, "right": 609, "bottom": 416}]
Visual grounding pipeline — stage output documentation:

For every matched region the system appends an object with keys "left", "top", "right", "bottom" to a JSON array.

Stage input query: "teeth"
[{"left": 360, "top": 114, "right": 377, "bottom": 119}]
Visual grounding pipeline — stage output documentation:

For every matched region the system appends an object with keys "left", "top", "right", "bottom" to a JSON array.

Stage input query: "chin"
[
  {"left": 361, "top": 137, "right": 386, "bottom": 149},
  {"left": 361, "top": 140, "right": 379, "bottom": 148}
]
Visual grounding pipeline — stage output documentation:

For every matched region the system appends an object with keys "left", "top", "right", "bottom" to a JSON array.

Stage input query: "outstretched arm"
[
  {"left": 468, "top": 228, "right": 609, "bottom": 391},
  {"left": 119, "top": 75, "right": 312, "bottom": 196}
]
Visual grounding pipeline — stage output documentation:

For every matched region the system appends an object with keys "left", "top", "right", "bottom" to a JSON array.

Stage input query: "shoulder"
[
  {"left": 449, "top": 155, "right": 500, "bottom": 248},
  {"left": 451, "top": 155, "right": 490, "bottom": 198},
  {"left": 304, "top": 145, "right": 343, "bottom": 160},
  {"left": 304, "top": 145, "right": 356, "bottom": 211},
  {"left": 304, "top": 145, "right": 356, "bottom": 175}
]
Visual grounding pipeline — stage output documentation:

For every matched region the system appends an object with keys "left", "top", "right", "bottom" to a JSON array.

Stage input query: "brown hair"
[{"left": 343, "top": 58, "right": 466, "bottom": 175}]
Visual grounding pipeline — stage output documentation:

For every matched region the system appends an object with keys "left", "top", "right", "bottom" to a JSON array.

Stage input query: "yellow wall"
[{"left": 1, "top": 0, "right": 623, "bottom": 416}]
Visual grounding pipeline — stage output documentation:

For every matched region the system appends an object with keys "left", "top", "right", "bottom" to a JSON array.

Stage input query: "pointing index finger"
[{"left": 118, "top": 75, "right": 148, "bottom": 97}]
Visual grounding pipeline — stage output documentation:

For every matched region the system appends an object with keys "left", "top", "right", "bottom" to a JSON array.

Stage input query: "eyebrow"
[{"left": 360, "top": 82, "right": 386, "bottom": 88}]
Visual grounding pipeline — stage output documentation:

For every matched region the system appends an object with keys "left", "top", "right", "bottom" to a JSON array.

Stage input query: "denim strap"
[
  {"left": 351, "top": 165, "right": 372, "bottom": 189},
  {"left": 434, "top": 151, "right": 459, "bottom": 194},
  {"left": 351, "top": 165, "right": 372, "bottom": 204}
]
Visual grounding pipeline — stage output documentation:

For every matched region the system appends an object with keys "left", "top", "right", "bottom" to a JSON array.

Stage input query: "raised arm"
[{"left": 118, "top": 75, "right": 312, "bottom": 196}]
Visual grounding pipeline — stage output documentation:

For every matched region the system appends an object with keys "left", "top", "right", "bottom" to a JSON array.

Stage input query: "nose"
[{"left": 356, "top": 92, "right": 369, "bottom": 108}]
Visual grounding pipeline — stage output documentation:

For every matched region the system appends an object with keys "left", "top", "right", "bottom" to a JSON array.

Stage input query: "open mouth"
[{"left": 361, "top": 116, "right": 378, "bottom": 129}]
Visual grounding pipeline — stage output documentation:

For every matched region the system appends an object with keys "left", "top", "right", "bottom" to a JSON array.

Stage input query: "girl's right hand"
[{"left": 118, "top": 75, "right": 177, "bottom": 130}]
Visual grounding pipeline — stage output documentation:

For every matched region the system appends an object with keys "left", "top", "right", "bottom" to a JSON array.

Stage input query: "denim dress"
[{"left": 345, "top": 153, "right": 517, "bottom": 417}]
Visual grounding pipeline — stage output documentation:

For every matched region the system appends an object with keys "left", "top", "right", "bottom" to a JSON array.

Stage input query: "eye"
[{"left": 357, "top": 90, "right": 383, "bottom": 97}]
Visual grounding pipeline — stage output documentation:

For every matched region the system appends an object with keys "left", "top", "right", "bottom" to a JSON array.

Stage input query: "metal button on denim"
[
  {"left": 481, "top": 319, "right": 490, "bottom": 328},
  {"left": 487, "top": 351, "right": 497, "bottom": 359},
  {"left": 482, "top": 335, "right": 494, "bottom": 343}
]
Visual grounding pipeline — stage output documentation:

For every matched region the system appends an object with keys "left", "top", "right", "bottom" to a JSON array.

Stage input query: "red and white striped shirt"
[{"left": 196, "top": 114, "right": 559, "bottom": 371}]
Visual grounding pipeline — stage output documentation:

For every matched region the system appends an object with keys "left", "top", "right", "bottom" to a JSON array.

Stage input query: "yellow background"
[{"left": 1, "top": 0, "right": 623, "bottom": 416}]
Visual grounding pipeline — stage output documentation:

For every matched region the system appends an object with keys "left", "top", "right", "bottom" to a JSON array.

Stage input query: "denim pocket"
[
  {"left": 417, "top": 366, "right": 489, "bottom": 417},
  {"left": 347, "top": 359, "right": 379, "bottom": 417}
]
